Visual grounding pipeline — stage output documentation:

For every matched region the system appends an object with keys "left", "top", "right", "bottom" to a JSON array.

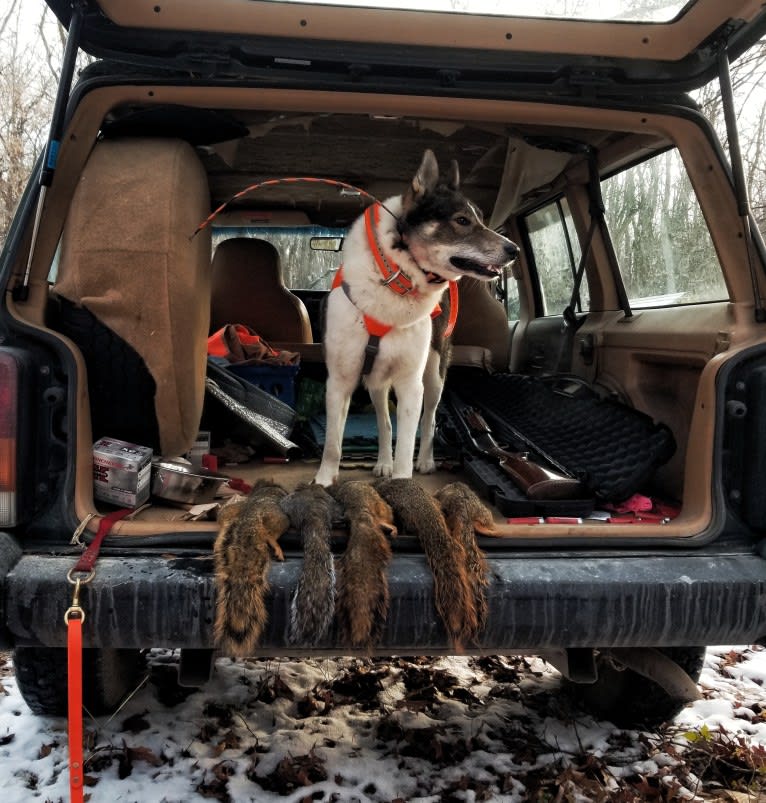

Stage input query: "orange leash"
[
  {"left": 66, "top": 508, "right": 131, "bottom": 802},
  {"left": 66, "top": 601, "right": 84, "bottom": 803}
]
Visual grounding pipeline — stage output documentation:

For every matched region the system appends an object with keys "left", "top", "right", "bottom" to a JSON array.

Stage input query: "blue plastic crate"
[{"left": 227, "top": 363, "right": 299, "bottom": 408}]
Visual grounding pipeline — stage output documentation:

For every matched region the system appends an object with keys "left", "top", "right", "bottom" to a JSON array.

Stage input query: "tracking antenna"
[{"left": 191, "top": 177, "right": 400, "bottom": 238}]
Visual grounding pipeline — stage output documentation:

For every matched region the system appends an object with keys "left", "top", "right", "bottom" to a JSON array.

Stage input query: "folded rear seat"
[{"left": 52, "top": 137, "right": 212, "bottom": 458}]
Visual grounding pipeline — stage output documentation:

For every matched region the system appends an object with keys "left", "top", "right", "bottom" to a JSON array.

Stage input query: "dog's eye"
[{"left": 454, "top": 216, "right": 472, "bottom": 226}]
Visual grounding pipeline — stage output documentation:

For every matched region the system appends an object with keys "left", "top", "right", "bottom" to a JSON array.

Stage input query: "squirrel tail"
[
  {"left": 435, "top": 482, "right": 493, "bottom": 632},
  {"left": 375, "top": 479, "right": 478, "bottom": 650},
  {"left": 290, "top": 522, "right": 336, "bottom": 644},
  {"left": 336, "top": 514, "right": 393, "bottom": 648},
  {"left": 213, "top": 503, "right": 271, "bottom": 657}
]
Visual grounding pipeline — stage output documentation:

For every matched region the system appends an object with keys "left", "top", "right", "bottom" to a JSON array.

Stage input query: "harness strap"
[{"left": 332, "top": 267, "right": 459, "bottom": 374}]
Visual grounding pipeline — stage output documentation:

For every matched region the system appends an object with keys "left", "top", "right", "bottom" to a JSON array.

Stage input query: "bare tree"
[{"left": 0, "top": 7, "right": 54, "bottom": 244}]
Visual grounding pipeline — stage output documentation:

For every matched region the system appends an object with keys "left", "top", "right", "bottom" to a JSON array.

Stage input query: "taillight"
[{"left": 0, "top": 351, "right": 20, "bottom": 526}]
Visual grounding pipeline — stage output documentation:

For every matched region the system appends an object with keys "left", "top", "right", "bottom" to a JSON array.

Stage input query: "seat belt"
[{"left": 556, "top": 147, "right": 632, "bottom": 374}]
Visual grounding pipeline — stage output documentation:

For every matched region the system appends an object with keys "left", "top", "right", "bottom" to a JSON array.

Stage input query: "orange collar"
[
  {"left": 332, "top": 266, "right": 459, "bottom": 340},
  {"left": 329, "top": 202, "right": 459, "bottom": 376}
]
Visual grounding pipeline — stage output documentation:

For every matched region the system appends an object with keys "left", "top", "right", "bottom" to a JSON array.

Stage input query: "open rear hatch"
[{"left": 8, "top": 0, "right": 763, "bottom": 550}]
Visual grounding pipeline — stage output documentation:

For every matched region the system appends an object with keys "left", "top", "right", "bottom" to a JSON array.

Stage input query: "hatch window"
[{"left": 601, "top": 148, "right": 727, "bottom": 308}]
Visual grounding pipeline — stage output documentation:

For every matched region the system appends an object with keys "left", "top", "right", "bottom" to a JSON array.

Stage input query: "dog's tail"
[{"left": 375, "top": 478, "right": 479, "bottom": 650}]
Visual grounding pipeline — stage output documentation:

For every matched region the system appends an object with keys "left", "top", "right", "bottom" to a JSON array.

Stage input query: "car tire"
[
  {"left": 13, "top": 646, "right": 146, "bottom": 717},
  {"left": 564, "top": 646, "right": 706, "bottom": 728}
]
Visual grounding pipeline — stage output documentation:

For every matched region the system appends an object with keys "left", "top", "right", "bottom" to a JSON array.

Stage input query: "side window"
[
  {"left": 525, "top": 198, "right": 586, "bottom": 316},
  {"left": 602, "top": 148, "right": 727, "bottom": 307}
]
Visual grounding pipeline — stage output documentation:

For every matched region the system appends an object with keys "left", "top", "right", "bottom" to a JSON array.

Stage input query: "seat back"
[
  {"left": 209, "top": 237, "right": 313, "bottom": 343},
  {"left": 451, "top": 277, "right": 511, "bottom": 372},
  {"left": 53, "top": 137, "right": 212, "bottom": 457}
]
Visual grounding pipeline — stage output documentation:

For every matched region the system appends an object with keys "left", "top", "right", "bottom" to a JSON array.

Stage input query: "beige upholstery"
[
  {"left": 209, "top": 238, "right": 313, "bottom": 343},
  {"left": 54, "top": 137, "right": 212, "bottom": 457},
  {"left": 451, "top": 277, "right": 511, "bottom": 372}
]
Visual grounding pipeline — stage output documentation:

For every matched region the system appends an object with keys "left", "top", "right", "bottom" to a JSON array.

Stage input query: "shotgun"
[{"left": 454, "top": 403, "right": 584, "bottom": 500}]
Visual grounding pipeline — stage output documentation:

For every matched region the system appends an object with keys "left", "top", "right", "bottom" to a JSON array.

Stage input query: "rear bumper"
[{"left": 5, "top": 549, "right": 766, "bottom": 651}]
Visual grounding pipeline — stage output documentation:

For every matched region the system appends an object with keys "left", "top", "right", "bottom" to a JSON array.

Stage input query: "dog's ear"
[
  {"left": 447, "top": 159, "right": 460, "bottom": 190},
  {"left": 403, "top": 149, "right": 439, "bottom": 212}
]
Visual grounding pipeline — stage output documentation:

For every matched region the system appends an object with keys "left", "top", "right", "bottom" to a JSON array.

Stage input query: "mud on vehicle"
[{"left": 2, "top": 0, "right": 766, "bottom": 728}]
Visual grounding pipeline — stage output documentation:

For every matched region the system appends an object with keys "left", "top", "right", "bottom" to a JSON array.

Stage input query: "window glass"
[
  {"left": 270, "top": 0, "right": 688, "bottom": 23},
  {"left": 213, "top": 226, "right": 345, "bottom": 290},
  {"left": 601, "top": 149, "right": 727, "bottom": 308},
  {"left": 525, "top": 198, "right": 586, "bottom": 316}
]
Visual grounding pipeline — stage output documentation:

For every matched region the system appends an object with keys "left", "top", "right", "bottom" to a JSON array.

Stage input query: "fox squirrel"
[
  {"left": 213, "top": 480, "right": 288, "bottom": 657},
  {"left": 279, "top": 483, "right": 341, "bottom": 645},
  {"left": 374, "top": 478, "right": 479, "bottom": 650},
  {"left": 329, "top": 481, "right": 396, "bottom": 649},
  {"left": 434, "top": 482, "right": 495, "bottom": 632}
]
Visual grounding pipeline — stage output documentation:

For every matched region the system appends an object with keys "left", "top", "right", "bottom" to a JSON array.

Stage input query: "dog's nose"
[{"left": 504, "top": 241, "right": 519, "bottom": 260}]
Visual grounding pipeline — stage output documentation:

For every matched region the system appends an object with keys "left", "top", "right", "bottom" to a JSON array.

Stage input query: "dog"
[{"left": 314, "top": 149, "right": 518, "bottom": 486}]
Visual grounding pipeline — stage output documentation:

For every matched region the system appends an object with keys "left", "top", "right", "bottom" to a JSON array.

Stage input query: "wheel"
[
  {"left": 13, "top": 647, "right": 146, "bottom": 717},
  {"left": 564, "top": 646, "right": 706, "bottom": 728}
]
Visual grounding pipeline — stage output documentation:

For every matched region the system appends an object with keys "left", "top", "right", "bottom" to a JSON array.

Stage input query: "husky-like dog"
[{"left": 314, "top": 150, "right": 518, "bottom": 486}]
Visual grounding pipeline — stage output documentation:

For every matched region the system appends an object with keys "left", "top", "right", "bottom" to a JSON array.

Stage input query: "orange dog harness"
[{"left": 332, "top": 203, "right": 458, "bottom": 374}]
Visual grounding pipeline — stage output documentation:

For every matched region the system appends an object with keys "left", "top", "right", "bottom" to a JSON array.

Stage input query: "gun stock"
[{"left": 462, "top": 408, "right": 584, "bottom": 500}]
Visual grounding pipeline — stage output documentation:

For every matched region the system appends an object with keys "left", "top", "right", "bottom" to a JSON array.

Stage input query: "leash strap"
[
  {"left": 72, "top": 508, "right": 131, "bottom": 574},
  {"left": 66, "top": 508, "right": 131, "bottom": 802},
  {"left": 67, "top": 611, "right": 84, "bottom": 803}
]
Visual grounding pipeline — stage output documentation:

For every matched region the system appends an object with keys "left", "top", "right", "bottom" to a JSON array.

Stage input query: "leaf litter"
[{"left": 0, "top": 647, "right": 764, "bottom": 801}]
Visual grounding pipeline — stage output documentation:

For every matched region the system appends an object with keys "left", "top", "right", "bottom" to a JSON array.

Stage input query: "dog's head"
[{"left": 398, "top": 149, "right": 518, "bottom": 282}]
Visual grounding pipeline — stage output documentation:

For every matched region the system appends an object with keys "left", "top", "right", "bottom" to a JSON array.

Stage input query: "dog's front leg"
[
  {"left": 391, "top": 377, "right": 425, "bottom": 479},
  {"left": 415, "top": 347, "right": 444, "bottom": 474},
  {"left": 315, "top": 374, "right": 353, "bottom": 486},
  {"left": 369, "top": 384, "right": 393, "bottom": 477}
]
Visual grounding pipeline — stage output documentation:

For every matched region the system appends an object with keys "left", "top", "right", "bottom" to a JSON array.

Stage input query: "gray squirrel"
[{"left": 279, "top": 483, "right": 341, "bottom": 645}]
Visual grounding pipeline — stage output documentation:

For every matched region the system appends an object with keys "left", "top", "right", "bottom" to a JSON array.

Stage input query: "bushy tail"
[
  {"left": 336, "top": 514, "right": 393, "bottom": 648},
  {"left": 375, "top": 479, "right": 479, "bottom": 650},
  {"left": 435, "top": 482, "right": 493, "bottom": 632},
  {"left": 214, "top": 503, "right": 272, "bottom": 657},
  {"left": 290, "top": 522, "right": 336, "bottom": 644},
  {"left": 213, "top": 483, "right": 289, "bottom": 657}
]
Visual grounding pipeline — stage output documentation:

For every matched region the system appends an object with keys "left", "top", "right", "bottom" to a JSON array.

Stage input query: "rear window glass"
[
  {"left": 602, "top": 148, "right": 727, "bottom": 308},
  {"left": 525, "top": 197, "right": 587, "bottom": 316},
  {"left": 213, "top": 226, "right": 345, "bottom": 290}
]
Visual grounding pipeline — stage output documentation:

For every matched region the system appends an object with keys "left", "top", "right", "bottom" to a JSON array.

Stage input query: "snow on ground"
[{"left": 0, "top": 646, "right": 764, "bottom": 802}]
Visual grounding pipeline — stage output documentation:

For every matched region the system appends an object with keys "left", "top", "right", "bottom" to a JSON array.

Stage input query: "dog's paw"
[
  {"left": 373, "top": 461, "right": 393, "bottom": 478},
  {"left": 313, "top": 469, "right": 337, "bottom": 487},
  {"left": 415, "top": 457, "right": 437, "bottom": 474}
]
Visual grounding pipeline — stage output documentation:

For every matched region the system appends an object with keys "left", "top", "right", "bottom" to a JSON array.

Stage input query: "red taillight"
[{"left": 0, "top": 352, "right": 18, "bottom": 525}]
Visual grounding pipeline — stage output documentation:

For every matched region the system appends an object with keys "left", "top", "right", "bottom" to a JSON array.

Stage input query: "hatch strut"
[
  {"left": 718, "top": 47, "right": 766, "bottom": 323},
  {"left": 13, "top": 2, "right": 86, "bottom": 302}
]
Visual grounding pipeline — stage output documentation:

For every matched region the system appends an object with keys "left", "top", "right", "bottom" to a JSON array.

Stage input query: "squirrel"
[
  {"left": 374, "top": 478, "right": 479, "bottom": 651},
  {"left": 279, "top": 483, "right": 342, "bottom": 645},
  {"left": 434, "top": 481, "right": 495, "bottom": 632},
  {"left": 213, "top": 480, "right": 289, "bottom": 657},
  {"left": 329, "top": 480, "right": 397, "bottom": 649}
]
